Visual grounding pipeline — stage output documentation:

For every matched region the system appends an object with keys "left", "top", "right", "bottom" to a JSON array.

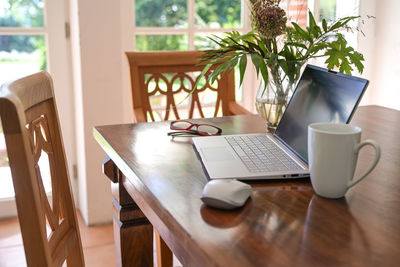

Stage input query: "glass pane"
[
  {"left": 194, "top": 33, "right": 225, "bottom": 50},
  {"left": 136, "top": 35, "right": 188, "bottom": 51},
  {"left": 0, "top": 168, "right": 13, "bottom": 198},
  {"left": 0, "top": 127, "right": 51, "bottom": 199},
  {"left": 195, "top": 0, "right": 242, "bottom": 28},
  {"left": 234, "top": 66, "right": 242, "bottom": 102},
  {"left": 0, "top": 35, "right": 46, "bottom": 84},
  {"left": 0, "top": 122, "right": 12, "bottom": 198},
  {"left": 319, "top": 0, "right": 336, "bottom": 22},
  {"left": 0, "top": 0, "right": 44, "bottom": 27},
  {"left": 135, "top": 0, "right": 187, "bottom": 28}
]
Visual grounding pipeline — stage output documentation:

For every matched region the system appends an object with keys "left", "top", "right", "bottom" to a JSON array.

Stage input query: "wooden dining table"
[{"left": 93, "top": 105, "right": 400, "bottom": 266}]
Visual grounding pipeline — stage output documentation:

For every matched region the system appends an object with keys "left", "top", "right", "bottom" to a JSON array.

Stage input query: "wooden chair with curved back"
[
  {"left": 125, "top": 50, "right": 251, "bottom": 266},
  {"left": 0, "top": 72, "right": 84, "bottom": 266},
  {"left": 126, "top": 50, "right": 251, "bottom": 123}
]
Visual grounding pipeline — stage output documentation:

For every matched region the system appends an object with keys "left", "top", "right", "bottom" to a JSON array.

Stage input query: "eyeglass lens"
[
  {"left": 171, "top": 121, "right": 192, "bottom": 129},
  {"left": 197, "top": 125, "right": 220, "bottom": 135},
  {"left": 171, "top": 121, "right": 220, "bottom": 135}
]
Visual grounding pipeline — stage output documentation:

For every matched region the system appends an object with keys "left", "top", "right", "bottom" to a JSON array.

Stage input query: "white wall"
[
  {"left": 359, "top": 0, "right": 400, "bottom": 109},
  {"left": 357, "top": 0, "right": 377, "bottom": 106},
  {"left": 369, "top": 0, "right": 400, "bottom": 109},
  {"left": 46, "top": 0, "right": 79, "bottom": 206},
  {"left": 69, "top": 0, "right": 127, "bottom": 225}
]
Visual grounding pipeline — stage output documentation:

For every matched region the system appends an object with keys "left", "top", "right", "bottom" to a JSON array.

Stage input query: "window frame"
[{"left": 132, "top": 0, "right": 252, "bottom": 51}]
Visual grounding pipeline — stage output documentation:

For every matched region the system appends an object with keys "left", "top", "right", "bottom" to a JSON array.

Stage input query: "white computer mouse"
[{"left": 201, "top": 179, "right": 252, "bottom": 210}]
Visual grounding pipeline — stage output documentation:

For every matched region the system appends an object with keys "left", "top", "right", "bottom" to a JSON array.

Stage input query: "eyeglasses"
[{"left": 168, "top": 120, "right": 222, "bottom": 137}]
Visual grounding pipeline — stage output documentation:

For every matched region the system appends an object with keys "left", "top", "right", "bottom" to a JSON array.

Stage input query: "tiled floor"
[{"left": 0, "top": 212, "right": 116, "bottom": 267}]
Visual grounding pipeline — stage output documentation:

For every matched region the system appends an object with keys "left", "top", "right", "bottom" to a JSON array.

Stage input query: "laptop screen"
[{"left": 274, "top": 64, "right": 368, "bottom": 163}]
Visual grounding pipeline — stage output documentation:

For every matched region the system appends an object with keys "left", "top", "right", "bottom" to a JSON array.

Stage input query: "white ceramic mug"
[{"left": 308, "top": 123, "right": 381, "bottom": 198}]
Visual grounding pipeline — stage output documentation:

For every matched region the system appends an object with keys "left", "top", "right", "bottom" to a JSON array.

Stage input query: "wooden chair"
[
  {"left": 125, "top": 50, "right": 251, "bottom": 266},
  {"left": 126, "top": 50, "right": 251, "bottom": 123},
  {"left": 0, "top": 72, "right": 84, "bottom": 266}
]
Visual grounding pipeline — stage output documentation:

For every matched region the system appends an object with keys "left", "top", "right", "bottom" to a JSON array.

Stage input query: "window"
[
  {"left": 0, "top": 0, "right": 71, "bottom": 218},
  {"left": 0, "top": 0, "right": 48, "bottom": 211},
  {"left": 307, "top": 0, "right": 360, "bottom": 71},
  {"left": 132, "top": 0, "right": 252, "bottom": 116},
  {"left": 0, "top": 0, "right": 47, "bottom": 85},
  {"left": 129, "top": 0, "right": 361, "bottom": 116},
  {"left": 310, "top": 0, "right": 360, "bottom": 48},
  {"left": 133, "top": 0, "right": 250, "bottom": 51}
]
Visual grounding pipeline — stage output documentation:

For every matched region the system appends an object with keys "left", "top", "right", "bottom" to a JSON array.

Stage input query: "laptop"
[{"left": 193, "top": 64, "right": 369, "bottom": 180}]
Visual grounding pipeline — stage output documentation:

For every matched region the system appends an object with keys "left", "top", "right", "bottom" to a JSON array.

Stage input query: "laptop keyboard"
[{"left": 225, "top": 135, "right": 303, "bottom": 173}]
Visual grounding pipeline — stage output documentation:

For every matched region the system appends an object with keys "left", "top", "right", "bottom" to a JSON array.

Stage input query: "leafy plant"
[{"left": 196, "top": 0, "right": 364, "bottom": 90}]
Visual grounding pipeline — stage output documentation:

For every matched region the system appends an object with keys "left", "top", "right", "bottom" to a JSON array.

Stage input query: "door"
[{"left": 0, "top": 0, "right": 74, "bottom": 218}]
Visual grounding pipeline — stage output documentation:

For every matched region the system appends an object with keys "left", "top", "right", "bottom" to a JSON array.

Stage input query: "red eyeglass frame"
[{"left": 170, "top": 120, "right": 222, "bottom": 136}]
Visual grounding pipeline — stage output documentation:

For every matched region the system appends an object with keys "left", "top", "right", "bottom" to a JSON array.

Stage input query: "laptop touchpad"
[{"left": 201, "top": 147, "right": 235, "bottom": 161}]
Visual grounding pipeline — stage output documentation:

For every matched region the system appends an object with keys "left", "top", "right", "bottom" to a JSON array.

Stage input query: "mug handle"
[{"left": 347, "top": 140, "right": 381, "bottom": 189}]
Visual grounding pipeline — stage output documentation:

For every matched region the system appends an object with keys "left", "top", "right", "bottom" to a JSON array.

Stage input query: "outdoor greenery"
[
  {"left": 195, "top": 0, "right": 241, "bottom": 28},
  {"left": 1, "top": 0, "right": 44, "bottom": 27},
  {"left": 135, "top": 0, "right": 188, "bottom": 28},
  {"left": 136, "top": 35, "right": 188, "bottom": 51},
  {"left": 135, "top": 0, "right": 242, "bottom": 51},
  {"left": 2, "top": 0, "right": 242, "bottom": 55},
  {"left": 198, "top": 0, "right": 364, "bottom": 89},
  {"left": 0, "top": 0, "right": 46, "bottom": 70},
  {"left": 319, "top": 0, "right": 336, "bottom": 22}
]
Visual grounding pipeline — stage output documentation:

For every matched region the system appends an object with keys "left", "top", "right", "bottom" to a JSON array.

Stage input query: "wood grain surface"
[
  {"left": 94, "top": 105, "right": 400, "bottom": 267},
  {"left": 1, "top": 71, "right": 84, "bottom": 266}
]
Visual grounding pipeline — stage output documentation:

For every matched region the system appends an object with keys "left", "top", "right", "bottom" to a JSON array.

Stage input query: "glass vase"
[{"left": 255, "top": 67, "right": 299, "bottom": 130}]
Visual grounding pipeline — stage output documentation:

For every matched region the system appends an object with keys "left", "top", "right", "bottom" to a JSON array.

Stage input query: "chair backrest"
[
  {"left": 0, "top": 72, "right": 84, "bottom": 267},
  {"left": 126, "top": 50, "right": 237, "bottom": 122}
]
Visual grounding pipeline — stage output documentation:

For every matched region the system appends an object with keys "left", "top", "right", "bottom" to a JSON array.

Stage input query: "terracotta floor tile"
[
  {"left": 0, "top": 213, "right": 115, "bottom": 266},
  {"left": 0, "top": 213, "right": 184, "bottom": 266},
  {"left": 77, "top": 212, "right": 114, "bottom": 248},
  {"left": 84, "top": 243, "right": 116, "bottom": 267}
]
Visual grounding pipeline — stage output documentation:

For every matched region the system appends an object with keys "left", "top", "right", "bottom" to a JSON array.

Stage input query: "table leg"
[
  {"left": 104, "top": 157, "right": 153, "bottom": 267},
  {"left": 155, "top": 229, "right": 173, "bottom": 267}
]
